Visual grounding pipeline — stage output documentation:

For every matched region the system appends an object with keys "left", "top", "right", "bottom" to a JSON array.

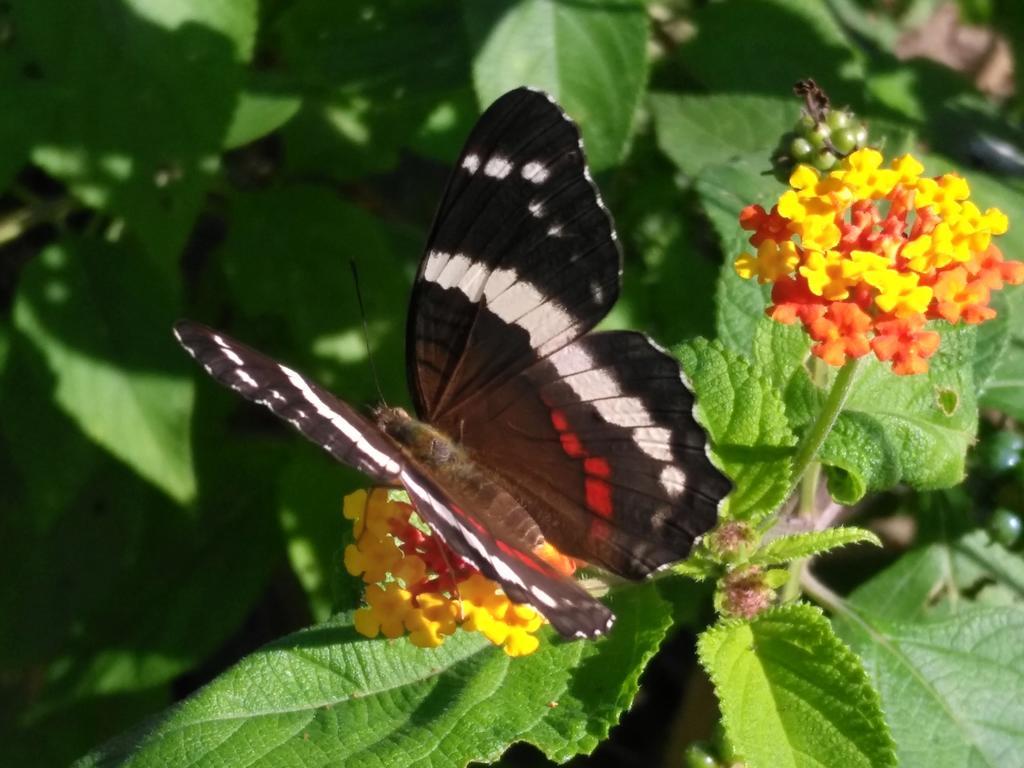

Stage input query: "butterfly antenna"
[{"left": 349, "top": 259, "right": 387, "bottom": 406}]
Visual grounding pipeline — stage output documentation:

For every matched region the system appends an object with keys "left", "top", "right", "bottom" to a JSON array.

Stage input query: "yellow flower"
[
  {"left": 734, "top": 239, "right": 800, "bottom": 283},
  {"left": 891, "top": 153, "right": 924, "bottom": 184},
  {"left": 345, "top": 491, "right": 551, "bottom": 656},
  {"left": 849, "top": 249, "right": 891, "bottom": 273},
  {"left": 832, "top": 148, "right": 898, "bottom": 200},
  {"left": 354, "top": 583, "right": 414, "bottom": 639},
  {"left": 344, "top": 534, "right": 403, "bottom": 582},
  {"left": 406, "top": 592, "right": 458, "bottom": 648},
  {"left": 864, "top": 270, "right": 933, "bottom": 317},
  {"left": 391, "top": 553, "right": 427, "bottom": 587},
  {"left": 735, "top": 145, "right": 1015, "bottom": 375},
  {"left": 503, "top": 628, "right": 541, "bottom": 657},
  {"left": 799, "top": 249, "right": 859, "bottom": 300},
  {"left": 915, "top": 173, "right": 969, "bottom": 217},
  {"left": 342, "top": 489, "right": 367, "bottom": 538}
]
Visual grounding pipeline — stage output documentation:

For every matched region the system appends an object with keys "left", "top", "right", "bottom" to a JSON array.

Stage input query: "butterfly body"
[{"left": 174, "top": 87, "right": 731, "bottom": 640}]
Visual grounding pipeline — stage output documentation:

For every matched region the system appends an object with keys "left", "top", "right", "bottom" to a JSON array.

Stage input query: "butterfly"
[{"left": 174, "top": 88, "right": 731, "bottom": 639}]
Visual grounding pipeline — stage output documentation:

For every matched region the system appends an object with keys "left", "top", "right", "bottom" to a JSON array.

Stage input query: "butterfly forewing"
[
  {"left": 408, "top": 88, "right": 621, "bottom": 421},
  {"left": 173, "top": 321, "right": 401, "bottom": 483}
]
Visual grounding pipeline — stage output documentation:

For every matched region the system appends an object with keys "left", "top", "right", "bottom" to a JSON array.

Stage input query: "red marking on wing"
[
  {"left": 585, "top": 477, "right": 614, "bottom": 519},
  {"left": 550, "top": 408, "right": 617, "bottom": 519},
  {"left": 550, "top": 408, "right": 570, "bottom": 433},
  {"left": 448, "top": 503, "right": 489, "bottom": 534},
  {"left": 560, "top": 431, "right": 585, "bottom": 458}
]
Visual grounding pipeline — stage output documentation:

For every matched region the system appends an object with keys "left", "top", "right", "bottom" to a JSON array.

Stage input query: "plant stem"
[{"left": 785, "top": 357, "right": 861, "bottom": 503}]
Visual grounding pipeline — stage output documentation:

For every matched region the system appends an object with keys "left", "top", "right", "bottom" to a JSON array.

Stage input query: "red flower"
[
  {"left": 807, "top": 302, "right": 873, "bottom": 366},
  {"left": 870, "top": 317, "right": 941, "bottom": 375}
]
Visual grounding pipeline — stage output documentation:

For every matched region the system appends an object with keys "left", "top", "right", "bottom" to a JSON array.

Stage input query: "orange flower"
[
  {"left": 870, "top": 317, "right": 941, "bottom": 376},
  {"left": 807, "top": 303, "right": 873, "bottom": 366},
  {"left": 734, "top": 148, "right": 1018, "bottom": 375}
]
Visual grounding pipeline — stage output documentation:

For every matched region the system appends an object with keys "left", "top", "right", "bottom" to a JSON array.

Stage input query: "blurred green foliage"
[{"left": 2, "top": 0, "right": 1024, "bottom": 766}]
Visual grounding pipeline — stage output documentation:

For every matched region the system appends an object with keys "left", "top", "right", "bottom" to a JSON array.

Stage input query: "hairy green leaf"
[
  {"left": 752, "top": 317, "right": 812, "bottom": 395},
  {"left": 980, "top": 286, "right": 1024, "bottom": 420},
  {"left": 677, "top": 339, "right": 796, "bottom": 521},
  {"left": 750, "top": 527, "right": 881, "bottom": 566},
  {"left": 465, "top": 0, "right": 648, "bottom": 171},
  {"left": 699, "top": 603, "right": 895, "bottom": 768},
  {"left": 819, "top": 326, "right": 978, "bottom": 503},
  {"left": 76, "top": 586, "right": 673, "bottom": 767},
  {"left": 834, "top": 605, "right": 1024, "bottom": 767}
]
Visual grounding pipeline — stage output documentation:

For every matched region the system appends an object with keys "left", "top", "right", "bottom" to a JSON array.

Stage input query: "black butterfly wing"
[
  {"left": 407, "top": 87, "right": 621, "bottom": 421},
  {"left": 173, "top": 320, "right": 401, "bottom": 483},
  {"left": 407, "top": 89, "right": 729, "bottom": 579},
  {"left": 173, "top": 319, "right": 613, "bottom": 637}
]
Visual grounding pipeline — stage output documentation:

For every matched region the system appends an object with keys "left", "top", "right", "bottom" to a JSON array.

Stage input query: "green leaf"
[
  {"left": 76, "top": 585, "right": 673, "bottom": 767},
  {"left": 974, "top": 289, "right": 1012, "bottom": 392},
  {"left": 604, "top": 133, "right": 718, "bottom": 343},
  {"left": 4, "top": 0, "right": 257, "bottom": 264},
  {"left": 677, "top": 339, "right": 796, "bottom": 521},
  {"left": 217, "top": 184, "right": 413, "bottom": 406},
  {"left": 819, "top": 325, "right": 978, "bottom": 504},
  {"left": 980, "top": 285, "right": 1024, "bottom": 420},
  {"left": 752, "top": 317, "right": 811, "bottom": 395},
  {"left": 465, "top": 0, "right": 648, "bottom": 171},
  {"left": 274, "top": 0, "right": 473, "bottom": 179},
  {"left": 224, "top": 73, "right": 303, "bottom": 149},
  {"left": 846, "top": 529, "right": 1024, "bottom": 622},
  {"left": 834, "top": 606, "right": 1024, "bottom": 767},
  {"left": 12, "top": 238, "right": 195, "bottom": 503},
  {"left": 698, "top": 603, "right": 895, "bottom": 768},
  {"left": 649, "top": 92, "right": 799, "bottom": 177},
  {"left": 0, "top": 394, "right": 283, "bottom": 765},
  {"left": 750, "top": 527, "right": 881, "bottom": 566},
  {"left": 0, "top": 333, "right": 102, "bottom": 532},
  {"left": 278, "top": 454, "right": 361, "bottom": 622},
  {"left": 675, "top": 0, "right": 865, "bottom": 102}
]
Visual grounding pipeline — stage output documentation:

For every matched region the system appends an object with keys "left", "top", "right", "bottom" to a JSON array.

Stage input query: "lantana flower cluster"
[
  {"left": 735, "top": 148, "right": 1022, "bottom": 374},
  {"left": 343, "top": 489, "right": 556, "bottom": 657}
]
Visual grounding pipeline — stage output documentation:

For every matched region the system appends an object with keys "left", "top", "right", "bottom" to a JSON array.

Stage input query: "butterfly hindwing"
[{"left": 455, "top": 331, "right": 730, "bottom": 578}]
